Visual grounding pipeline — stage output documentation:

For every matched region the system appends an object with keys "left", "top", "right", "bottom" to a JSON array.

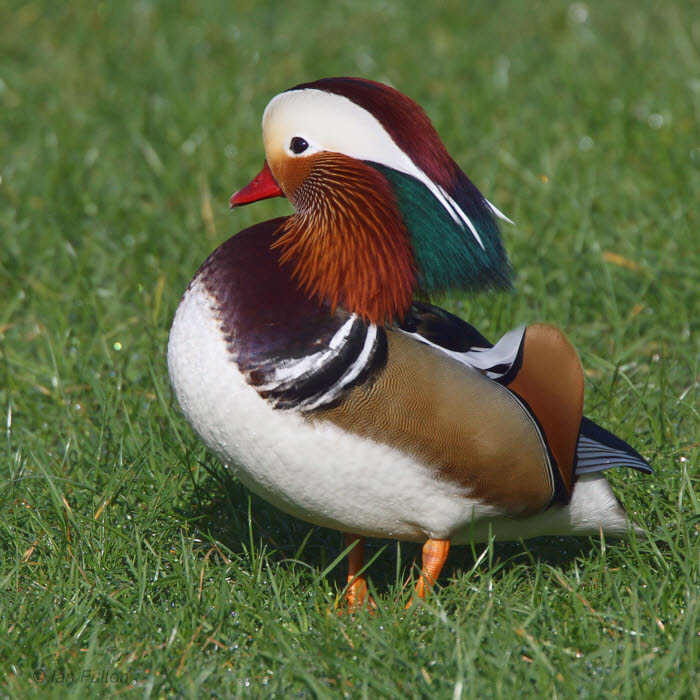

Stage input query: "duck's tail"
[{"left": 575, "top": 416, "right": 653, "bottom": 476}]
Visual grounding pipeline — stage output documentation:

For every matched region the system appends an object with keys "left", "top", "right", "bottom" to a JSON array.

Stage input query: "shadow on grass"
[{"left": 183, "top": 459, "right": 604, "bottom": 596}]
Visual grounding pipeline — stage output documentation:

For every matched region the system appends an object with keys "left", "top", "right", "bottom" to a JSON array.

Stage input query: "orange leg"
[
  {"left": 407, "top": 538, "right": 450, "bottom": 607},
  {"left": 344, "top": 534, "right": 371, "bottom": 611}
]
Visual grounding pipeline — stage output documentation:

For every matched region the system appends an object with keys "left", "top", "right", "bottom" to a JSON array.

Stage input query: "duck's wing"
[
  {"left": 312, "top": 325, "right": 575, "bottom": 516},
  {"left": 400, "top": 302, "right": 653, "bottom": 478},
  {"left": 398, "top": 301, "right": 493, "bottom": 351}
]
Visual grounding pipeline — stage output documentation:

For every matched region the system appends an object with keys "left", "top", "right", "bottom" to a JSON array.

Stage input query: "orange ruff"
[{"left": 272, "top": 153, "right": 417, "bottom": 325}]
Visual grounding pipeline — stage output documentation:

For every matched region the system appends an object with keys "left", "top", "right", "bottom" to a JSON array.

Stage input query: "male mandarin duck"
[{"left": 168, "top": 77, "right": 651, "bottom": 608}]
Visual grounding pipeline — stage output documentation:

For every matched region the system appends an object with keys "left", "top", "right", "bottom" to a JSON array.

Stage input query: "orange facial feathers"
[{"left": 271, "top": 153, "right": 417, "bottom": 325}]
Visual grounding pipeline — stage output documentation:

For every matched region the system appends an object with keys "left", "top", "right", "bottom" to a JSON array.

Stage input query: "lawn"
[{"left": 1, "top": 1, "right": 698, "bottom": 697}]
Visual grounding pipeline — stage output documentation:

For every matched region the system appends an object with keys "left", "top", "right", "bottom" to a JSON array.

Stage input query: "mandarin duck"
[{"left": 168, "top": 78, "right": 651, "bottom": 609}]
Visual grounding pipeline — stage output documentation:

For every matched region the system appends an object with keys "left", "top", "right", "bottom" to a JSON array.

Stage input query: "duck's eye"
[{"left": 289, "top": 137, "right": 309, "bottom": 155}]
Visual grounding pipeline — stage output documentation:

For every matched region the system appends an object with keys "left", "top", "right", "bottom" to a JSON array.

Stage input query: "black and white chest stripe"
[{"left": 244, "top": 314, "right": 387, "bottom": 411}]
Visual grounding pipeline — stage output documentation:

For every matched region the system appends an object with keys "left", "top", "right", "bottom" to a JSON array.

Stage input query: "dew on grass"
[
  {"left": 648, "top": 113, "right": 665, "bottom": 129},
  {"left": 493, "top": 55, "right": 510, "bottom": 89},
  {"left": 181, "top": 130, "right": 204, "bottom": 156},
  {"left": 84, "top": 146, "right": 100, "bottom": 167},
  {"left": 568, "top": 3, "right": 589, "bottom": 24}
]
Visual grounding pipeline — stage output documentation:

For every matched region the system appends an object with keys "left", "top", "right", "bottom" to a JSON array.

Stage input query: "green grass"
[{"left": 1, "top": 1, "right": 698, "bottom": 697}]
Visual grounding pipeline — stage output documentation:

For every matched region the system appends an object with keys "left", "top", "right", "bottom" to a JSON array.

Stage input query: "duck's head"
[{"left": 232, "top": 77, "right": 512, "bottom": 325}]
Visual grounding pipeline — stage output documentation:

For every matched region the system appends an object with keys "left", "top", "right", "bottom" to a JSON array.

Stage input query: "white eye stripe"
[{"left": 263, "top": 89, "right": 510, "bottom": 245}]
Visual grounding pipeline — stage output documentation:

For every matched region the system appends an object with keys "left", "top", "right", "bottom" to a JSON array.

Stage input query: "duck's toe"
[{"left": 406, "top": 538, "right": 450, "bottom": 609}]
